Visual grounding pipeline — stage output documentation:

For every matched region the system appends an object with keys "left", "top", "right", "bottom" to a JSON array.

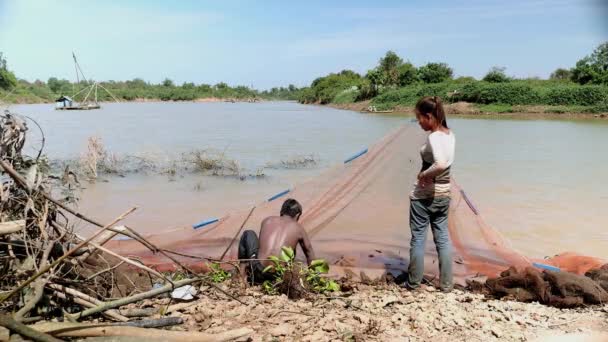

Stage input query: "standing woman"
[{"left": 406, "top": 96, "right": 455, "bottom": 292}]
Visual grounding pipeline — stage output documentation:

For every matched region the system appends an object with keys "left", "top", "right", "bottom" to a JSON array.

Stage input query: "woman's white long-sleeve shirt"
[{"left": 410, "top": 130, "right": 455, "bottom": 200}]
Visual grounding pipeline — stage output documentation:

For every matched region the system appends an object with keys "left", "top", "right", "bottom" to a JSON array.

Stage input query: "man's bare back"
[
  {"left": 238, "top": 199, "right": 316, "bottom": 284},
  {"left": 257, "top": 216, "right": 315, "bottom": 267}
]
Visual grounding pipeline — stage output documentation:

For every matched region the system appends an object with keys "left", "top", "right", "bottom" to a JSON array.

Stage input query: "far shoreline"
[
  {"left": 325, "top": 101, "right": 608, "bottom": 121},
  {"left": 6, "top": 97, "right": 608, "bottom": 121}
]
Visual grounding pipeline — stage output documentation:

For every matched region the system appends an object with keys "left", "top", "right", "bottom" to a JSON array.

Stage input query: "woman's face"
[{"left": 415, "top": 111, "right": 433, "bottom": 131}]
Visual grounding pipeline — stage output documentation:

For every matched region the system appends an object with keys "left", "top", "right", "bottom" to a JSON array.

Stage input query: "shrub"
[
  {"left": 261, "top": 247, "right": 339, "bottom": 297},
  {"left": 417, "top": 63, "right": 453, "bottom": 83},
  {"left": 332, "top": 88, "right": 358, "bottom": 104},
  {"left": 550, "top": 68, "right": 572, "bottom": 81},
  {"left": 397, "top": 62, "right": 418, "bottom": 86},
  {"left": 543, "top": 85, "right": 608, "bottom": 106},
  {"left": 483, "top": 67, "right": 511, "bottom": 83},
  {"left": 454, "top": 82, "right": 541, "bottom": 105}
]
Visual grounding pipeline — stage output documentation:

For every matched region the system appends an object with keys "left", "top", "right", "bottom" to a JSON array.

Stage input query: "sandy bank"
[
  {"left": 327, "top": 102, "right": 608, "bottom": 120},
  {"left": 126, "top": 283, "right": 608, "bottom": 342}
]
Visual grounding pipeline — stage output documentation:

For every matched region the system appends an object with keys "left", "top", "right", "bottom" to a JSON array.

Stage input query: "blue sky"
[{"left": 0, "top": 0, "right": 606, "bottom": 89}]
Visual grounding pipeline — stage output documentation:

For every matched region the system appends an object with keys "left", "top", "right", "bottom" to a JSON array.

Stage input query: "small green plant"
[
  {"left": 305, "top": 259, "right": 340, "bottom": 293},
  {"left": 208, "top": 262, "right": 231, "bottom": 283},
  {"left": 261, "top": 246, "right": 340, "bottom": 295}
]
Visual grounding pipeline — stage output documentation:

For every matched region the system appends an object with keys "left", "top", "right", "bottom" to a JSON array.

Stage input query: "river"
[{"left": 8, "top": 101, "right": 608, "bottom": 259}]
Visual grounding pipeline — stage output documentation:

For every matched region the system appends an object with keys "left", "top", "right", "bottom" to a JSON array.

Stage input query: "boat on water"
[
  {"left": 364, "top": 105, "right": 394, "bottom": 113},
  {"left": 55, "top": 95, "right": 100, "bottom": 110},
  {"left": 55, "top": 53, "right": 118, "bottom": 111}
]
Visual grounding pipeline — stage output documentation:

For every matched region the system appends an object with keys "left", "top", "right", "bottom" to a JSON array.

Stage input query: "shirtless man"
[{"left": 238, "top": 198, "right": 315, "bottom": 284}]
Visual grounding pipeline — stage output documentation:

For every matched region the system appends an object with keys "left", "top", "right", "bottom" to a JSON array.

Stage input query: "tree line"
[
  {"left": 0, "top": 55, "right": 302, "bottom": 103},
  {"left": 298, "top": 42, "right": 608, "bottom": 108}
]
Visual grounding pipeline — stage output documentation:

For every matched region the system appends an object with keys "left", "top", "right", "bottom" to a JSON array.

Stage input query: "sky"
[{"left": 0, "top": 0, "right": 606, "bottom": 89}]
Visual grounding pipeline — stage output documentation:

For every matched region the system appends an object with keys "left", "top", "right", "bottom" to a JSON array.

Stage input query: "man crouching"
[{"left": 238, "top": 198, "right": 315, "bottom": 285}]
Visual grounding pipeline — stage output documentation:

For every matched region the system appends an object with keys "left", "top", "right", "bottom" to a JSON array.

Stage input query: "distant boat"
[
  {"left": 55, "top": 52, "right": 118, "bottom": 111},
  {"left": 364, "top": 106, "right": 394, "bottom": 114}
]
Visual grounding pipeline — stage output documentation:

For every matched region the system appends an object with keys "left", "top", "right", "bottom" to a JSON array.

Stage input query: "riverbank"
[
  {"left": 120, "top": 282, "right": 608, "bottom": 342},
  {"left": 328, "top": 101, "right": 608, "bottom": 120}
]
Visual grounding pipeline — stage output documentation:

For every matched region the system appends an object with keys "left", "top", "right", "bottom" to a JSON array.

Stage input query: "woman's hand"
[{"left": 417, "top": 172, "right": 433, "bottom": 187}]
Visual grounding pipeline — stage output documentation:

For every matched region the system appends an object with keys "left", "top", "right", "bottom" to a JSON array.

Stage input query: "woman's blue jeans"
[{"left": 407, "top": 197, "right": 453, "bottom": 291}]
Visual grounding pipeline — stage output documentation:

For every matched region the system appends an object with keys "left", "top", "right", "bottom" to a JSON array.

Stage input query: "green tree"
[
  {"left": 182, "top": 82, "right": 195, "bottom": 89},
  {"left": 397, "top": 62, "right": 418, "bottom": 86},
  {"left": 47, "top": 77, "right": 71, "bottom": 94},
  {"left": 550, "top": 68, "right": 572, "bottom": 81},
  {"left": 417, "top": 62, "right": 453, "bottom": 83},
  {"left": 365, "top": 68, "right": 384, "bottom": 94},
  {"left": 571, "top": 42, "right": 608, "bottom": 85},
  {"left": 378, "top": 51, "right": 403, "bottom": 86},
  {"left": 0, "top": 52, "right": 17, "bottom": 90},
  {"left": 483, "top": 66, "right": 510, "bottom": 83},
  {"left": 162, "top": 78, "right": 174, "bottom": 87}
]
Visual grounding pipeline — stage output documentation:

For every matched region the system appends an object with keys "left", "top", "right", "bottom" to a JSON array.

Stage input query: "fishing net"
[{"left": 106, "top": 124, "right": 604, "bottom": 286}]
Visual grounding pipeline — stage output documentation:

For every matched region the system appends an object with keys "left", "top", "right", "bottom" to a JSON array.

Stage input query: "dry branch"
[
  {"left": 70, "top": 278, "right": 202, "bottom": 320},
  {"left": 0, "top": 315, "right": 62, "bottom": 342},
  {"left": 51, "top": 290, "right": 128, "bottom": 322},
  {"left": 33, "top": 321, "right": 252, "bottom": 341},
  {"left": 0, "top": 220, "right": 25, "bottom": 236},
  {"left": 0, "top": 207, "right": 137, "bottom": 304}
]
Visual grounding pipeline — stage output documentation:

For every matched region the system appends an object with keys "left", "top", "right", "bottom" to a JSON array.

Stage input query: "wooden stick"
[
  {"left": 0, "top": 220, "right": 25, "bottom": 236},
  {"left": 52, "top": 291, "right": 128, "bottom": 322},
  {"left": 78, "top": 225, "right": 128, "bottom": 262},
  {"left": 70, "top": 278, "right": 201, "bottom": 320},
  {"left": 117, "top": 308, "right": 157, "bottom": 318},
  {"left": 15, "top": 238, "right": 55, "bottom": 321},
  {"left": 0, "top": 315, "right": 62, "bottom": 342},
  {"left": 82, "top": 241, "right": 170, "bottom": 283},
  {"left": 219, "top": 206, "right": 255, "bottom": 261},
  {"left": 111, "top": 226, "right": 245, "bottom": 305},
  {"left": 46, "top": 284, "right": 128, "bottom": 321},
  {"left": 33, "top": 322, "right": 252, "bottom": 341},
  {"left": 0, "top": 207, "right": 137, "bottom": 304},
  {"left": 115, "top": 317, "right": 182, "bottom": 329}
]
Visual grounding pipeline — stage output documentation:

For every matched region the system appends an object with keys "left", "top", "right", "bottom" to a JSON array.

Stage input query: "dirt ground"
[{"left": 124, "top": 282, "right": 608, "bottom": 342}]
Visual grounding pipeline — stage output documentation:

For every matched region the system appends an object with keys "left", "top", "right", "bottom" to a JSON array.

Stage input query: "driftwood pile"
[{"left": 0, "top": 110, "right": 251, "bottom": 341}]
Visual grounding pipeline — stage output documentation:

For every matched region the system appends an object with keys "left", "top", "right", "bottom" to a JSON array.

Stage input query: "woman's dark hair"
[
  {"left": 415, "top": 96, "right": 448, "bottom": 129},
  {"left": 280, "top": 198, "right": 302, "bottom": 219}
]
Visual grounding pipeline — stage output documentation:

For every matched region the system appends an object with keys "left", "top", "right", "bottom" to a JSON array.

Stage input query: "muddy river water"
[{"left": 9, "top": 101, "right": 608, "bottom": 259}]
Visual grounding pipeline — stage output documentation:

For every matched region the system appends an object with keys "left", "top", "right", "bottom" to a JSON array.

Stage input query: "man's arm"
[{"left": 298, "top": 225, "right": 316, "bottom": 265}]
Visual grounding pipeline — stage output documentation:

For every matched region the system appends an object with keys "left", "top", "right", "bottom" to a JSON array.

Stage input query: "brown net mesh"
[{"left": 106, "top": 124, "right": 604, "bottom": 286}]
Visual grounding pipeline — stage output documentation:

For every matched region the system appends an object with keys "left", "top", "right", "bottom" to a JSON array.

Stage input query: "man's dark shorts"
[{"left": 238, "top": 230, "right": 274, "bottom": 284}]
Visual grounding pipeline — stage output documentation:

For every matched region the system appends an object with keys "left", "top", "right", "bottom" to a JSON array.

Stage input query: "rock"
[
  {"left": 0, "top": 327, "right": 8, "bottom": 342},
  {"left": 322, "top": 319, "right": 335, "bottom": 332},
  {"left": 335, "top": 321, "right": 353, "bottom": 334},
  {"left": 381, "top": 295, "right": 401, "bottom": 307},
  {"left": 270, "top": 324, "right": 294, "bottom": 336},
  {"left": 424, "top": 286, "right": 436, "bottom": 292},
  {"left": 491, "top": 327, "right": 503, "bottom": 338}
]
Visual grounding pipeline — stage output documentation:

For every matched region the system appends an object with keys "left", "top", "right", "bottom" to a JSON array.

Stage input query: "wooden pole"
[{"left": 219, "top": 206, "right": 255, "bottom": 261}]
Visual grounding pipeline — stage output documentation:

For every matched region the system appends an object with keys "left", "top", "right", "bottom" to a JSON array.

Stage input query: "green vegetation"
[
  {"left": 298, "top": 42, "right": 608, "bottom": 114},
  {"left": 261, "top": 246, "right": 339, "bottom": 296},
  {"left": 0, "top": 53, "right": 17, "bottom": 91},
  {"left": 0, "top": 77, "right": 301, "bottom": 104},
  {"left": 0, "top": 52, "right": 302, "bottom": 104},
  {"left": 208, "top": 262, "right": 232, "bottom": 283}
]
